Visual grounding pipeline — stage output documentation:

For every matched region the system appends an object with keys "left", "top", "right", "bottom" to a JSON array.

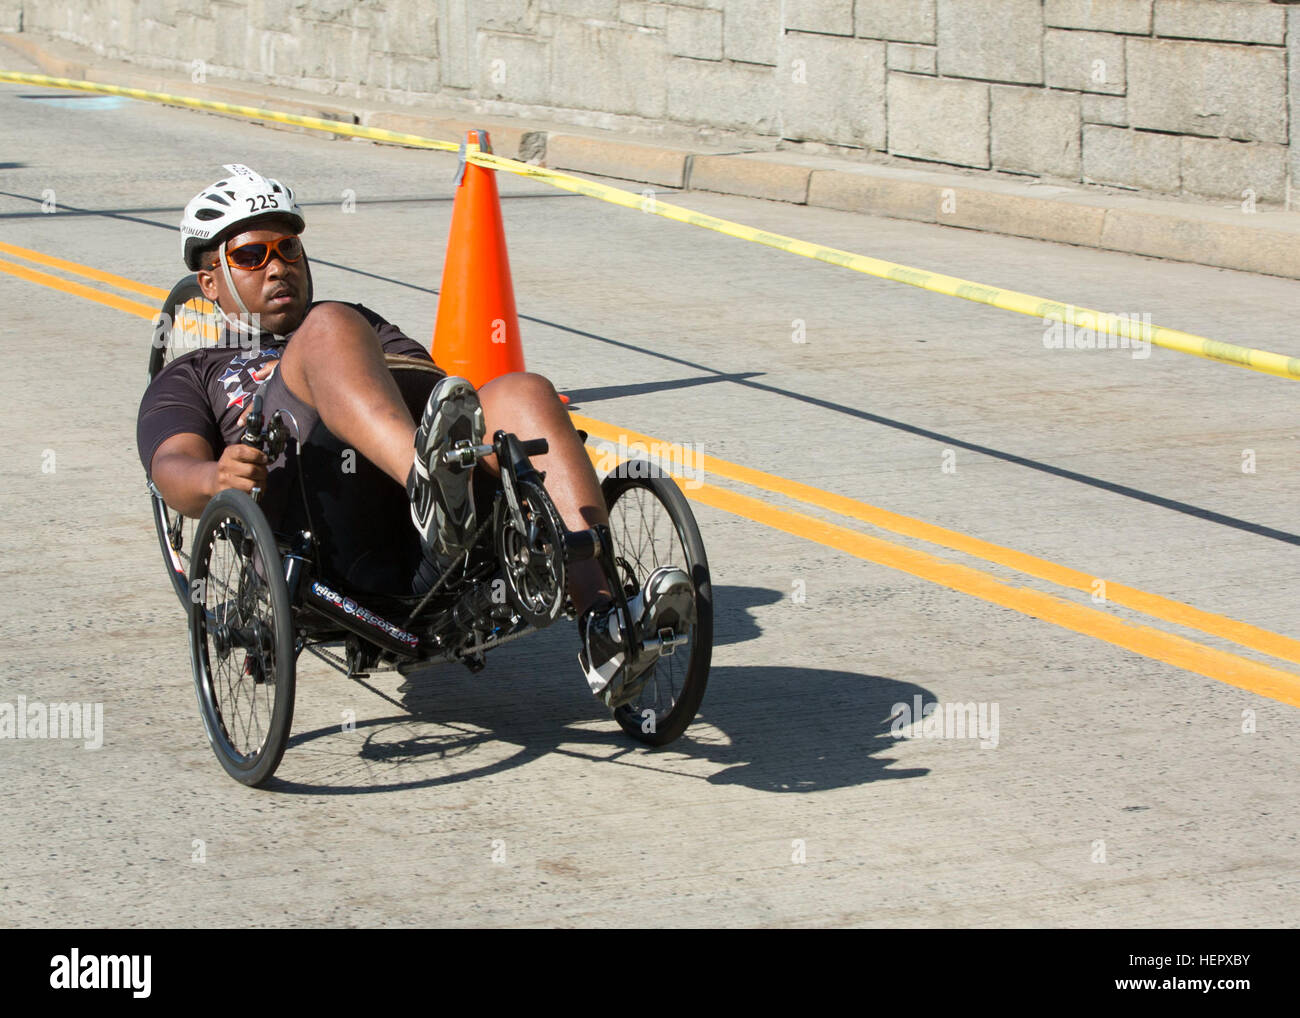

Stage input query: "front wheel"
[
  {"left": 601, "top": 461, "right": 712, "bottom": 746},
  {"left": 189, "top": 489, "right": 296, "bottom": 787}
]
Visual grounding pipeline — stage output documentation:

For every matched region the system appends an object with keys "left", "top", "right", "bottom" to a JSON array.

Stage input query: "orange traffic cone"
[{"left": 432, "top": 129, "right": 526, "bottom": 389}]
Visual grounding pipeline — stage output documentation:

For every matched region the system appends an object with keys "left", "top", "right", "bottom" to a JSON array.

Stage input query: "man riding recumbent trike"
[{"left": 139, "top": 164, "right": 712, "bottom": 786}]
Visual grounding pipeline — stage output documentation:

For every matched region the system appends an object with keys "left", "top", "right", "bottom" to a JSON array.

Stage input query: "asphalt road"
[{"left": 2, "top": 70, "right": 1299, "bottom": 928}]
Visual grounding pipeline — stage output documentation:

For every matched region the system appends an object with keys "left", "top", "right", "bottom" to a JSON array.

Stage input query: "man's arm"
[{"left": 150, "top": 432, "right": 268, "bottom": 518}]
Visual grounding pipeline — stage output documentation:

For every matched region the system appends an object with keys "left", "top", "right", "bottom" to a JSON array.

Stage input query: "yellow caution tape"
[
  {"left": 470, "top": 151, "right": 1300, "bottom": 380},
  {"left": 4, "top": 70, "right": 1297, "bottom": 380},
  {"left": 0, "top": 70, "right": 459, "bottom": 150}
]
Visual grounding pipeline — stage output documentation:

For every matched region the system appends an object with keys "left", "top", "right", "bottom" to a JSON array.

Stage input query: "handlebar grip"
[
  {"left": 241, "top": 394, "right": 265, "bottom": 446},
  {"left": 520, "top": 438, "right": 548, "bottom": 457}
]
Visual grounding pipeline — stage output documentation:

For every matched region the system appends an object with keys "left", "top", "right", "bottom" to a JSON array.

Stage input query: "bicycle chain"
[
  {"left": 454, "top": 623, "right": 537, "bottom": 657},
  {"left": 301, "top": 641, "right": 401, "bottom": 676},
  {"left": 403, "top": 510, "right": 496, "bottom": 626}
]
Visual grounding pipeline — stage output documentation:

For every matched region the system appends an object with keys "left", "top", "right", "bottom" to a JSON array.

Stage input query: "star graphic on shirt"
[
  {"left": 219, "top": 365, "right": 242, "bottom": 388},
  {"left": 226, "top": 386, "right": 250, "bottom": 410},
  {"left": 250, "top": 360, "right": 278, "bottom": 384}
]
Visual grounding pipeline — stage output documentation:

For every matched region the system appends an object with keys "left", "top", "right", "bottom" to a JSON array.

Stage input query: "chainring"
[{"left": 495, "top": 478, "right": 566, "bottom": 628}]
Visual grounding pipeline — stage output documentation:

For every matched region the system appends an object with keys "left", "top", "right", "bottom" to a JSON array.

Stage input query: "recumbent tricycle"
[{"left": 146, "top": 276, "right": 713, "bottom": 786}]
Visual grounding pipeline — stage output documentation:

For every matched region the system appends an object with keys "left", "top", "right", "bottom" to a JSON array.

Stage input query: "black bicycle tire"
[
  {"left": 149, "top": 274, "right": 207, "bottom": 608},
  {"left": 601, "top": 462, "right": 712, "bottom": 746},
  {"left": 189, "top": 488, "right": 296, "bottom": 787}
]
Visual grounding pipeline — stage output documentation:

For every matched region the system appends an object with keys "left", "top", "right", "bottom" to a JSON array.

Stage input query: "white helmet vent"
[{"left": 179, "top": 164, "right": 305, "bottom": 270}]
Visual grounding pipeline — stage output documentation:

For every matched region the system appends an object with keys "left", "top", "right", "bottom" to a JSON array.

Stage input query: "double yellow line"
[
  {"left": 0, "top": 239, "right": 164, "bottom": 315},
  {"left": 2, "top": 239, "right": 1298, "bottom": 707},
  {"left": 573, "top": 419, "right": 1300, "bottom": 707}
]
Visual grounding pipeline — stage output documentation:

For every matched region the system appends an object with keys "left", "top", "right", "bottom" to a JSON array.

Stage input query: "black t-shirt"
[{"left": 137, "top": 302, "right": 430, "bottom": 477}]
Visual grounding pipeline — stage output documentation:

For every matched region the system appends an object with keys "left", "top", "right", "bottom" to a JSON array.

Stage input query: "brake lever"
[
  {"left": 240, "top": 392, "right": 263, "bottom": 435},
  {"left": 239, "top": 395, "right": 288, "bottom": 502},
  {"left": 240, "top": 395, "right": 266, "bottom": 501}
]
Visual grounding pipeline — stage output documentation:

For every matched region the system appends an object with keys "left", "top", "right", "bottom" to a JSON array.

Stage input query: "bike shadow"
[
  {"left": 713, "top": 583, "right": 780, "bottom": 646},
  {"left": 270, "top": 596, "right": 932, "bottom": 795}
]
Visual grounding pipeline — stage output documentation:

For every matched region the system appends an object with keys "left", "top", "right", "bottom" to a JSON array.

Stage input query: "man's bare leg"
[
  {"left": 275, "top": 308, "right": 609, "bottom": 613},
  {"left": 477, "top": 372, "right": 612, "bottom": 615},
  {"left": 276, "top": 303, "right": 418, "bottom": 485}
]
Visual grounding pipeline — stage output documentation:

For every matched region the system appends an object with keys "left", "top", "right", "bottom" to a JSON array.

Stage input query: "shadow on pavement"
[
  {"left": 269, "top": 661, "right": 930, "bottom": 797},
  {"left": 267, "top": 584, "right": 926, "bottom": 795},
  {"left": 561, "top": 372, "right": 763, "bottom": 406},
  {"left": 712, "top": 583, "right": 779, "bottom": 646},
  {"left": 689, "top": 666, "right": 932, "bottom": 792}
]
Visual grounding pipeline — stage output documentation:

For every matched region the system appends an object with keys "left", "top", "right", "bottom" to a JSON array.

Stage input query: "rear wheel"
[
  {"left": 601, "top": 462, "right": 712, "bottom": 746},
  {"left": 149, "top": 274, "right": 221, "bottom": 606},
  {"left": 189, "top": 489, "right": 296, "bottom": 787}
]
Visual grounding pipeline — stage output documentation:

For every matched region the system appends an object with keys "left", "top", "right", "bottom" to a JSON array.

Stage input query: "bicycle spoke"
[
  {"left": 604, "top": 477, "right": 699, "bottom": 724},
  {"left": 202, "top": 512, "right": 280, "bottom": 762}
]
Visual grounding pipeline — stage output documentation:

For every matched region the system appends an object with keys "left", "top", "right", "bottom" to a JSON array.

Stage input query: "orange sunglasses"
[{"left": 224, "top": 235, "right": 305, "bottom": 271}]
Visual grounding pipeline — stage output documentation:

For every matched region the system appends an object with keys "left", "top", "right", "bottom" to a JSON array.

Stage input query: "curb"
[
  {"left": 547, "top": 134, "right": 695, "bottom": 190},
  {"left": 4, "top": 30, "right": 1299, "bottom": 280},
  {"left": 800, "top": 162, "right": 1300, "bottom": 280}
]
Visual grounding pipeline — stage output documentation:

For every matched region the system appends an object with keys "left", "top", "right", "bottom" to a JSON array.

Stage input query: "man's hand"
[
  {"left": 150, "top": 432, "right": 268, "bottom": 519},
  {"left": 215, "top": 442, "right": 268, "bottom": 494}
]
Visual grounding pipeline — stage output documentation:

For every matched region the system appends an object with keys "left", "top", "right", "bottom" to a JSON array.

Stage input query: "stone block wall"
[{"left": 11, "top": 0, "right": 1300, "bottom": 205}]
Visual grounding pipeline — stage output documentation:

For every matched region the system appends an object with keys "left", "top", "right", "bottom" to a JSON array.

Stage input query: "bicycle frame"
[{"left": 249, "top": 418, "right": 636, "bottom": 681}]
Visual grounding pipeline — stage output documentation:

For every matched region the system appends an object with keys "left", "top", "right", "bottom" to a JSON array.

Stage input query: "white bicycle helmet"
[
  {"left": 180, "top": 164, "right": 304, "bottom": 270},
  {"left": 180, "top": 164, "right": 311, "bottom": 334}
]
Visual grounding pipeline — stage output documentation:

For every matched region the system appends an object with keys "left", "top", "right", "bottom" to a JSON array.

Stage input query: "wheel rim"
[
  {"left": 198, "top": 518, "right": 281, "bottom": 761},
  {"left": 152, "top": 285, "right": 220, "bottom": 602},
  {"left": 607, "top": 485, "right": 694, "bottom": 723}
]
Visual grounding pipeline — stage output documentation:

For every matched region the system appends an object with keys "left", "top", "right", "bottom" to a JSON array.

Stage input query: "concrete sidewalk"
[{"left": 4, "top": 28, "right": 1300, "bottom": 280}]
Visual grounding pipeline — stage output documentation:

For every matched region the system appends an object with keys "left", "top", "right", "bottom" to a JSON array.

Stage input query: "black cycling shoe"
[
  {"left": 408, "top": 376, "right": 486, "bottom": 572},
  {"left": 579, "top": 565, "right": 695, "bottom": 708}
]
